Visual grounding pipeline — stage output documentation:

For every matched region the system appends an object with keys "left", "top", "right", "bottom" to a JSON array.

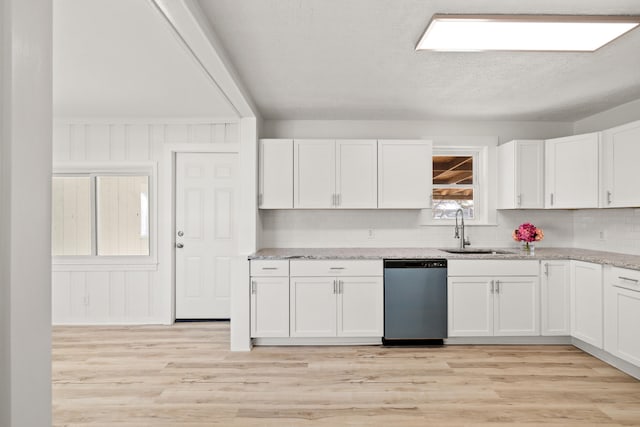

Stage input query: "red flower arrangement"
[{"left": 512, "top": 222, "right": 544, "bottom": 243}]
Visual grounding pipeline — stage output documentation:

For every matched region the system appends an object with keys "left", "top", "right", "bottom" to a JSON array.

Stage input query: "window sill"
[
  {"left": 53, "top": 260, "right": 158, "bottom": 272},
  {"left": 419, "top": 210, "right": 497, "bottom": 226}
]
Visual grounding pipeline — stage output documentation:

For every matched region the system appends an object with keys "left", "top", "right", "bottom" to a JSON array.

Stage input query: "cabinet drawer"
[
  {"left": 290, "top": 260, "right": 383, "bottom": 277},
  {"left": 250, "top": 260, "right": 289, "bottom": 276},
  {"left": 610, "top": 267, "right": 640, "bottom": 293},
  {"left": 448, "top": 260, "right": 539, "bottom": 276}
]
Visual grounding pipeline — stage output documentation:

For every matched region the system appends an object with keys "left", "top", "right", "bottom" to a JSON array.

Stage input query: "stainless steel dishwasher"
[{"left": 383, "top": 259, "right": 448, "bottom": 344}]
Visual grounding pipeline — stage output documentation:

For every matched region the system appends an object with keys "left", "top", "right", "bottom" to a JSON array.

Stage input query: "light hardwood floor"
[{"left": 53, "top": 322, "right": 640, "bottom": 426}]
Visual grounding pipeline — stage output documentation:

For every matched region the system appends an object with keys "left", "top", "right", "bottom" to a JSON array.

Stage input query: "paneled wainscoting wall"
[{"left": 52, "top": 119, "right": 239, "bottom": 324}]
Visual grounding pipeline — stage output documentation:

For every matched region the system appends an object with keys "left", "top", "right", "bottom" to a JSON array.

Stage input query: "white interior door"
[{"left": 175, "top": 152, "right": 239, "bottom": 319}]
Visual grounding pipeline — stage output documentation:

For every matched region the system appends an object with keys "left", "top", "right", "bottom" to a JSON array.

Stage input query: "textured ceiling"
[
  {"left": 197, "top": 0, "right": 640, "bottom": 121},
  {"left": 53, "top": 0, "right": 236, "bottom": 118}
]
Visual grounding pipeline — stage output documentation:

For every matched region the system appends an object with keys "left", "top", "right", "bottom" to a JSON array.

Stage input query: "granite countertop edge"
[{"left": 248, "top": 247, "right": 640, "bottom": 271}]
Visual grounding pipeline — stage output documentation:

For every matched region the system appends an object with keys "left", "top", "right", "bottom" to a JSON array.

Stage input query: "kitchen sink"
[{"left": 441, "top": 248, "right": 512, "bottom": 255}]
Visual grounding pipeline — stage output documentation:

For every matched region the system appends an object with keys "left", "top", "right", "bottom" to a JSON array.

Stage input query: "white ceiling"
[
  {"left": 53, "top": 0, "right": 236, "bottom": 118},
  {"left": 197, "top": 0, "right": 640, "bottom": 121}
]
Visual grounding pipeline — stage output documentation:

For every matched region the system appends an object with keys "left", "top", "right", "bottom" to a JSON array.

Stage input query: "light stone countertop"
[{"left": 249, "top": 247, "right": 640, "bottom": 271}]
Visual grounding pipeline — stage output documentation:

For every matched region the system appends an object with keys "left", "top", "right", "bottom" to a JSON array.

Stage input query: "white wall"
[
  {"left": 1, "top": 0, "right": 52, "bottom": 425},
  {"left": 259, "top": 119, "right": 575, "bottom": 250},
  {"left": 262, "top": 119, "right": 573, "bottom": 143},
  {"left": 573, "top": 209, "right": 640, "bottom": 255},
  {"left": 52, "top": 119, "right": 240, "bottom": 325},
  {"left": 261, "top": 209, "right": 573, "bottom": 250},
  {"left": 573, "top": 98, "right": 640, "bottom": 134}
]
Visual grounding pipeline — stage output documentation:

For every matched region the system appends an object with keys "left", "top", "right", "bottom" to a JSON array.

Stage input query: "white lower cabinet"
[
  {"left": 337, "top": 276, "right": 384, "bottom": 337},
  {"left": 448, "top": 260, "right": 540, "bottom": 337},
  {"left": 289, "top": 260, "right": 383, "bottom": 338},
  {"left": 448, "top": 277, "right": 493, "bottom": 336},
  {"left": 571, "top": 261, "right": 603, "bottom": 348},
  {"left": 250, "top": 260, "right": 290, "bottom": 338},
  {"left": 540, "top": 260, "right": 571, "bottom": 336},
  {"left": 290, "top": 276, "right": 337, "bottom": 337},
  {"left": 605, "top": 266, "right": 640, "bottom": 367},
  {"left": 250, "top": 277, "right": 290, "bottom": 338}
]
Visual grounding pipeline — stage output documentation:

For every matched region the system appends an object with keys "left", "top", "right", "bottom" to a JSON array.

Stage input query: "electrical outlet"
[{"left": 367, "top": 228, "right": 375, "bottom": 239}]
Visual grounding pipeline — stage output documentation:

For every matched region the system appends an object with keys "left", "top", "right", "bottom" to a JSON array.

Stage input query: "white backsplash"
[
  {"left": 259, "top": 209, "right": 574, "bottom": 250},
  {"left": 573, "top": 208, "right": 640, "bottom": 255}
]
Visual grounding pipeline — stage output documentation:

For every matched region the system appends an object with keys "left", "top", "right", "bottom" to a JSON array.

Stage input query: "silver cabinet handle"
[
  {"left": 619, "top": 276, "right": 639, "bottom": 284},
  {"left": 517, "top": 194, "right": 522, "bottom": 207},
  {"left": 490, "top": 280, "right": 495, "bottom": 294},
  {"left": 176, "top": 243, "right": 184, "bottom": 249},
  {"left": 544, "top": 263, "right": 549, "bottom": 277},
  {"left": 607, "top": 190, "right": 612, "bottom": 205},
  {"left": 495, "top": 280, "right": 500, "bottom": 293},
  {"left": 333, "top": 279, "right": 337, "bottom": 294},
  {"left": 261, "top": 267, "right": 278, "bottom": 270},
  {"left": 330, "top": 267, "right": 345, "bottom": 270},
  {"left": 339, "top": 280, "right": 343, "bottom": 294},
  {"left": 550, "top": 193, "right": 554, "bottom": 206},
  {"left": 251, "top": 280, "right": 256, "bottom": 294}
]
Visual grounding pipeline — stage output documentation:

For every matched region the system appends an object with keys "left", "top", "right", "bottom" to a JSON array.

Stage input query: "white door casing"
[{"left": 175, "top": 153, "right": 239, "bottom": 319}]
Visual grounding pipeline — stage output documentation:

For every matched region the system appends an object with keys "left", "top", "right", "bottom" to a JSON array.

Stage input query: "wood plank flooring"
[{"left": 52, "top": 322, "right": 640, "bottom": 426}]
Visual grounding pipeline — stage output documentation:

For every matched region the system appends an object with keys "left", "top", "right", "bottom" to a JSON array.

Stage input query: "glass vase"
[{"left": 521, "top": 241, "right": 535, "bottom": 255}]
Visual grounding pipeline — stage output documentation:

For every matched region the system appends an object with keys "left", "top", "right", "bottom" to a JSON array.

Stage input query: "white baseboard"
[
  {"left": 253, "top": 337, "right": 382, "bottom": 346},
  {"left": 445, "top": 336, "right": 572, "bottom": 345},
  {"left": 572, "top": 338, "right": 640, "bottom": 380}
]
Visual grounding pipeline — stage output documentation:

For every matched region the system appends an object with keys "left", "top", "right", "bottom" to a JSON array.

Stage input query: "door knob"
[
  {"left": 177, "top": 231, "right": 184, "bottom": 237},
  {"left": 176, "top": 243, "right": 184, "bottom": 249}
]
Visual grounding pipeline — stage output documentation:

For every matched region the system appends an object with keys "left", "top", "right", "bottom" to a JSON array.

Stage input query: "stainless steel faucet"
[{"left": 454, "top": 208, "right": 470, "bottom": 250}]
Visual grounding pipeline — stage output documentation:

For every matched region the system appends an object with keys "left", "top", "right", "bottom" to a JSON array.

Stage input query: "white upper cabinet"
[
  {"left": 294, "top": 139, "right": 377, "bottom": 209},
  {"left": 602, "top": 120, "right": 640, "bottom": 208},
  {"left": 294, "top": 139, "right": 336, "bottom": 208},
  {"left": 259, "top": 139, "right": 294, "bottom": 209},
  {"left": 378, "top": 140, "right": 432, "bottom": 209},
  {"left": 497, "top": 140, "right": 544, "bottom": 209},
  {"left": 336, "top": 140, "right": 378, "bottom": 208},
  {"left": 545, "top": 132, "right": 600, "bottom": 209}
]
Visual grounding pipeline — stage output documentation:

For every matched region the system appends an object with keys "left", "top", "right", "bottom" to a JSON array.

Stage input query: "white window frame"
[
  {"left": 52, "top": 162, "right": 157, "bottom": 270},
  {"left": 422, "top": 144, "right": 496, "bottom": 226}
]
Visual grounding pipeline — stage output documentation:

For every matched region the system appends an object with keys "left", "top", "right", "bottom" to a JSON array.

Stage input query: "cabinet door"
[
  {"left": 602, "top": 120, "right": 640, "bottom": 208},
  {"left": 498, "top": 140, "right": 544, "bottom": 209},
  {"left": 540, "top": 261, "right": 571, "bottom": 336},
  {"left": 259, "top": 139, "right": 293, "bottom": 209},
  {"left": 448, "top": 277, "right": 493, "bottom": 337},
  {"left": 571, "top": 261, "right": 603, "bottom": 348},
  {"left": 290, "top": 277, "right": 337, "bottom": 337},
  {"left": 335, "top": 140, "right": 377, "bottom": 208},
  {"left": 493, "top": 277, "right": 540, "bottom": 336},
  {"left": 604, "top": 268, "right": 640, "bottom": 367},
  {"left": 294, "top": 139, "right": 335, "bottom": 208},
  {"left": 378, "top": 140, "right": 432, "bottom": 209},
  {"left": 515, "top": 141, "right": 544, "bottom": 209},
  {"left": 545, "top": 133, "right": 599, "bottom": 209},
  {"left": 250, "top": 277, "right": 289, "bottom": 338},
  {"left": 337, "top": 276, "right": 383, "bottom": 337}
]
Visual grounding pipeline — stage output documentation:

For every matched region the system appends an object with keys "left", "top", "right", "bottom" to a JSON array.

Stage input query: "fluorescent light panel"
[{"left": 416, "top": 14, "right": 640, "bottom": 52}]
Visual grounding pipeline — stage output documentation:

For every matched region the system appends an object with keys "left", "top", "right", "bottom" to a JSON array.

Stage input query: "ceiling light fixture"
[{"left": 416, "top": 14, "right": 640, "bottom": 52}]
